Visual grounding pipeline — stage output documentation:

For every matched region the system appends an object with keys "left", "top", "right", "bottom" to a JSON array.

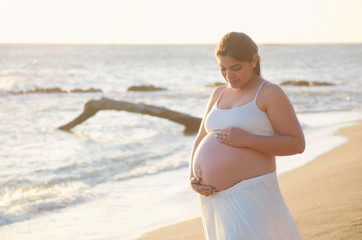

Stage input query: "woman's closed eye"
[{"left": 220, "top": 67, "right": 241, "bottom": 71}]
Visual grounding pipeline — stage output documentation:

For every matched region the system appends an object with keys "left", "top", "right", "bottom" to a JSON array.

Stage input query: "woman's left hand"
[{"left": 215, "top": 127, "right": 250, "bottom": 147}]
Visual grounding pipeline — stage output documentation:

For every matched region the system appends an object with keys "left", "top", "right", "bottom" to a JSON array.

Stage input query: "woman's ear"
[{"left": 251, "top": 54, "right": 259, "bottom": 68}]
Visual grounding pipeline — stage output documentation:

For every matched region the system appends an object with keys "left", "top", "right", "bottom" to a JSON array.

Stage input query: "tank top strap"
[{"left": 253, "top": 80, "right": 266, "bottom": 101}]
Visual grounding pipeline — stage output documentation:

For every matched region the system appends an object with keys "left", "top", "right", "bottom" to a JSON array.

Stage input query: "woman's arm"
[{"left": 218, "top": 83, "right": 305, "bottom": 156}]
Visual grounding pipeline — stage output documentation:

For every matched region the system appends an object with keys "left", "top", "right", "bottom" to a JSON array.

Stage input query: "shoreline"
[{"left": 137, "top": 120, "right": 362, "bottom": 240}]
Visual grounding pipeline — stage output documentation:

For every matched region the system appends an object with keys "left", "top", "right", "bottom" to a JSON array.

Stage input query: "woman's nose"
[{"left": 226, "top": 70, "right": 235, "bottom": 78}]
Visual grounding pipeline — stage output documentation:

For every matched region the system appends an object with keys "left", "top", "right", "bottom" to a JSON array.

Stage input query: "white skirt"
[{"left": 199, "top": 172, "right": 302, "bottom": 240}]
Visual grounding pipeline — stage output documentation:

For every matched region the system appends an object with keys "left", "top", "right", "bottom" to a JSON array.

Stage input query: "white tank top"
[{"left": 205, "top": 81, "right": 275, "bottom": 136}]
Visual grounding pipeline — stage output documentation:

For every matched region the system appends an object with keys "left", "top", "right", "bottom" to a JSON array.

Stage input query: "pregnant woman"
[{"left": 189, "top": 32, "right": 305, "bottom": 240}]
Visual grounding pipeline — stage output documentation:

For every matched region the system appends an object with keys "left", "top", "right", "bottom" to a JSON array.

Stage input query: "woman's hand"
[
  {"left": 189, "top": 177, "right": 217, "bottom": 196},
  {"left": 215, "top": 127, "right": 251, "bottom": 147}
]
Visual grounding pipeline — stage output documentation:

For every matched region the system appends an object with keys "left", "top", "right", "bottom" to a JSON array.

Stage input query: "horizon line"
[{"left": 1, "top": 41, "right": 362, "bottom": 45}]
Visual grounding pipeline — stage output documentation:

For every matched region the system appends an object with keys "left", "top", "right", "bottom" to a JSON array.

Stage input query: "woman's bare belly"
[{"left": 193, "top": 132, "right": 276, "bottom": 191}]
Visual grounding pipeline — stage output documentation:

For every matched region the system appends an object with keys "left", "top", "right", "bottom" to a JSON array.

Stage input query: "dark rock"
[
  {"left": 9, "top": 87, "right": 102, "bottom": 94},
  {"left": 204, "top": 82, "right": 225, "bottom": 88},
  {"left": 280, "top": 80, "right": 334, "bottom": 86},
  {"left": 126, "top": 85, "right": 166, "bottom": 92},
  {"left": 70, "top": 88, "right": 102, "bottom": 93}
]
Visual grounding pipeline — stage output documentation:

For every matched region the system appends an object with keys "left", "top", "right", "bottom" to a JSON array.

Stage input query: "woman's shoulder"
[
  {"left": 260, "top": 80, "right": 291, "bottom": 105},
  {"left": 261, "top": 81, "right": 286, "bottom": 97},
  {"left": 204, "top": 84, "right": 227, "bottom": 108},
  {"left": 211, "top": 84, "right": 227, "bottom": 100}
]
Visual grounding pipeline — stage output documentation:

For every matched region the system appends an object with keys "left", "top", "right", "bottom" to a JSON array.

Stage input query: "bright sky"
[{"left": 1, "top": 0, "right": 361, "bottom": 44}]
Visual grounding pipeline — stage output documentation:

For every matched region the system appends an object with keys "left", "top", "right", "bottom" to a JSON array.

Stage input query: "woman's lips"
[{"left": 228, "top": 80, "right": 238, "bottom": 85}]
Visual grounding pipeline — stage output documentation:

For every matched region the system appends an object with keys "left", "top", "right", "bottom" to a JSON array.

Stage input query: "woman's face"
[{"left": 217, "top": 55, "right": 257, "bottom": 89}]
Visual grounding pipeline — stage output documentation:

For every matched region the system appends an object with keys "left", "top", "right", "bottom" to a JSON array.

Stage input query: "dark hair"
[{"left": 215, "top": 32, "right": 261, "bottom": 76}]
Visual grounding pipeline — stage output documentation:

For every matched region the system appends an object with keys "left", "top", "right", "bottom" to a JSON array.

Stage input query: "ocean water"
[{"left": 0, "top": 44, "right": 361, "bottom": 240}]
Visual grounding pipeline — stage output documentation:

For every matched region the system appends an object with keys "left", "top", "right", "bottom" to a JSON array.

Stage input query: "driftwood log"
[{"left": 58, "top": 97, "right": 201, "bottom": 135}]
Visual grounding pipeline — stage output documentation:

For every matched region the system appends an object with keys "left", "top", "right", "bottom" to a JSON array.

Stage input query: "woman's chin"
[{"left": 228, "top": 81, "right": 240, "bottom": 88}]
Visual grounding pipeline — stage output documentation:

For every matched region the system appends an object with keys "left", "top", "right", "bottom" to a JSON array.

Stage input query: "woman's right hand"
[{"left": 189, "top": 177, "right": 217, "bottom": 196}]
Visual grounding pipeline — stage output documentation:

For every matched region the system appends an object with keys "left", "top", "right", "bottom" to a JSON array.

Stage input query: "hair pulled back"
[{"left": 215, "top": 32, "right": 261, "bottom": 76}]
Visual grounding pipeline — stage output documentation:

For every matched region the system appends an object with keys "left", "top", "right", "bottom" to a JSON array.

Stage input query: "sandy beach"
[{"left": 138, "top": 121, "right": 362, "bottom": 240}]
